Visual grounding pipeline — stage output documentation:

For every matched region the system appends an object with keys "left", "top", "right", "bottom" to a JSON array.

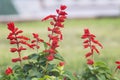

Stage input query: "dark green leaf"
[
  {"left": 23, "top": 64, "right": 33, "bottom": 72},
  {"left": 54, "top": 53, "right": 64, "bottom": 61},
  {"left": 29, "top": 53, "right": 39, "bottom": 60},
  {"left": 43, "top": 42, "right": 48, "bottom": 49},
  {"left": 63, "top": 71, "right": 77, "bottom": 80}
]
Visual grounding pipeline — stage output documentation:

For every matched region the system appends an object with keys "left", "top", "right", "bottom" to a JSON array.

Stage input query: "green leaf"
[
  {"left": 23, "top": 64, "right": 33, "bottom": 72},
  {"left": 32, "top": 78, "right": 39, "bottom": 80},
  {"left": 47, "top": 64, "right": 55, "bottom": 72},
  {"left": 29, "top": 53, "right": 39, "bottom": 60},
  {"left": 96, "top": 74, "right": 106, "bottom": 80},
  {"left": 28, "top": 69, "right": 42, "bottom": 78},
  {"left": 54, "top": 53, "right": 64, "bottom": 61},
  {"left": 43, "top": 42, "right": 48, "bottom": 50},
  {"left": 63, "top": 71, "right": 77, "bottom": 80},
  {"left": 49, "top": 69, "right": 60, "bottom": 77},
  {"left": 12, "top": 65, "right": 21, "bottom": 71}
]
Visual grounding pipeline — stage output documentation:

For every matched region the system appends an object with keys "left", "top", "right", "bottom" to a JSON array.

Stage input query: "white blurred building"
[{"left": 0, "top": 0, "right": 120, "bottom": 22}]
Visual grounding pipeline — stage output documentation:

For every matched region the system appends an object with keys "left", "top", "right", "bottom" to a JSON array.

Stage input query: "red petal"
[
  {"left": 22, "top": 56, "right": 29, "bottom": 60},
  {"left": 116, "top": 61, "right": 120, "bottom": 64},
  {"left": 59, "top": 11, "right": 67, "bottom": 15},
  {"left": 33, "top": 33, "right": 39, "bottom": 38},
  {"left": 60, "top": 34, "right": 63, "bottom": 40},
  {"left": 47, "top": 54, "right": 54, "bottom": 61},
  {"left": 60, "top": 5, "right": 67, "bottom": 10},
  {"left": 84, "top": 44, "right": 89, "bottom": 48},
  {"left": 10, "top": 48, "right": 17, "bottom": 52},
  {"left": 17, "top": 36, "right": 30, "bottom": 40},
  {"left": 12, "top": 58, "right": 21, "bottom": 63},
  {"left": 56, "top": 9, "right": 60, "bottom": 14},
  {"left": 117, "top": 65, "right": 120, "bottom": 69},
  {"left": 48, "top": 27, "right": 52, "bottom": 31},
  {"left": 10, "top": 40, "right": 17, "bottom": 44},
  {"left": 90, "top": 34, "right": 96, "bottom": 38},
  {"left": 87, "top": 59, "right": 94, "bottom": 65},
  {"left": 15, "top": 30, "right": 23, "bottom": 35},
  {"left": 83, "top": 40, "right": 89, "bottom": 43},
  {"left": 81, "top": 35, "right": 88, "bottom": 39},
  {"left": 92, "top": 45, "right": 100, "bottom": 54},
  {"left": 85, "top": 52, "right": 93, "bottom": 58},
  {"left": 59, "top": 62, "right": 65, "bottom": 66},
  {"left": 42, "top": 15, "right": 56, "bottom": 21},
  {"left": 31, "top": 40, "right": 36, "bottom": 43},
  {"left": 50, "top": 21, "right": 54, "bottom": 25},
  {"left": 84, "top": 28, "right": 90, "bottom": 35}
]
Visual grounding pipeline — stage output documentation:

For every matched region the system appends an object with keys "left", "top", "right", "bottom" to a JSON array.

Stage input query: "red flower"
[
  {"left": 5, "top": 67, "right": 13, "bottom": 75},
  {"left": 7, "top": 22, "right": 32, "bottom": 65},
  {"left": 41, "top": 5, "right": 67, "bottom": 62},
  {"left": 81, "top": 28, "right": 103, "bottom": 59},
  {"left": 59, "top": 62, "right": 65, "bottom": 66},
  {"left": 30, "top": 33, "right": 44, "bottom": 50},
  {"left": 87, "top": 59, "right": 94, "bottom": 65}
]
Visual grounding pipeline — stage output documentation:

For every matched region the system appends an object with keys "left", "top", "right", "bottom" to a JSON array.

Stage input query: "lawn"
[{"left": 0, "top": 18, "right": 120, "bottom": 77}]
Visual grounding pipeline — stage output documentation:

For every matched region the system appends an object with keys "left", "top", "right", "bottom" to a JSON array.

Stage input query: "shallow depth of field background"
[{"left": 1, "top": 0, "right": 120, "bottom": 78}]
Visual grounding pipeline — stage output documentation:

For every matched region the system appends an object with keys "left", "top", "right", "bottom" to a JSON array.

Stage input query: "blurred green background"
[{"left": 0, "top": 18, "right": 120, "bottom": 78}]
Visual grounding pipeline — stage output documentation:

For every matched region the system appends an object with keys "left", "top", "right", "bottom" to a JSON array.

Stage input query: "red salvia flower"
[
  {"left": 81, "top": 28, "right": 103, "bottom": 59},
  {"left": 5, "top": 67, "right": 13, "bottom": 75},
  {"left": 31, "top": 33, "right": 44, "bottom": 50},
  {"left": 7, "top": 22, "right": 30, "bottom": 66},
  {"left": 42, "top": 5, "right": 67, "bottom": 61}
]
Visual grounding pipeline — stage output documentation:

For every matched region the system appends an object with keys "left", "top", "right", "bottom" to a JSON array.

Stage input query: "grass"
[{"left": 0, "top": 18, "right": 120, "bottom": 77}]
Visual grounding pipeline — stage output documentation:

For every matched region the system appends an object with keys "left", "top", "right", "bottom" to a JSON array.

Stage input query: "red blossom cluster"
[
  {"left": 81, "top": 28, "right": 103, "bottom": 65},
  {"left": 7, "top": 22, "right": 30, "bottom": 64},
  {"left": 30, "top": 33, "right": 44, "bottom": 50},
  {"left": 42, "top": 5, "right": 67, "bottom": 61}
]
